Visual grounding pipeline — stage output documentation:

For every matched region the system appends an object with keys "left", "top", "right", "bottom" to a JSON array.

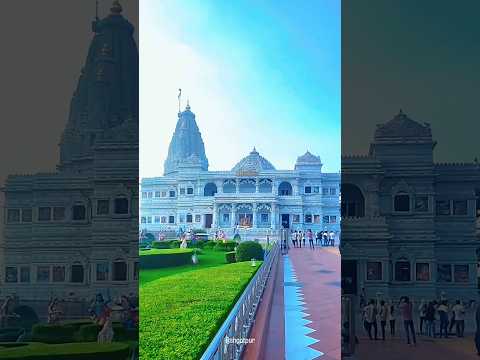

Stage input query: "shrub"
[
  {"left": 214, "top": 241, "right": 237, "bottom": 252},
  {"left": 73, "top": 323, "right": 100, "bottom": 342},
  {"left": 31, "top": 324, "right": 77, "bottom": 343},
  {"left": 225, "top": 251, "right": 236, "bottom": 263},
  {"left": 0, "top": 341, "right": 131, "bottom": 359},
  {"left": 169, "top": 240, "right": 181, "bottom": 248},
  {"left": 0, "top": 328, "right": 24, "bottom": 342},
  {"left": 140, "top": 249, "right": 193, "bottom": 269},
  {"left": 152, "top": 240, "right": 171, "bottom": 249},
  {"left": 235, "top": 241, "right": 264, "bottom": 262},
  {"left": 203, "top": 240, "right": 216, "bottom": 249}
]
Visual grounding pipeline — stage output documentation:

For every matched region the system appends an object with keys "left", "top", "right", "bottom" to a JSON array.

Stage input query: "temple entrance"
[
  {"left": 238, "top": 213, "right": 253, "bottom": 228},
  {"left": 341, "top": 260, "right": 358, "bottom": 295},
  {"left": 205, "top": 214, "right": 212, "bottom": 229},
  {"left": 281, "top": 214, "right": 290, "bottom": 229}
]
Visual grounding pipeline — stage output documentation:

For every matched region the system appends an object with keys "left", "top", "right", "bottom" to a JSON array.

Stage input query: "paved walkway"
[
  {"left": 285, "top": 246, "right": 341, "bottom": 360},
  {"left": 352, "top": 335, "right": 480, "bottom": 359}
]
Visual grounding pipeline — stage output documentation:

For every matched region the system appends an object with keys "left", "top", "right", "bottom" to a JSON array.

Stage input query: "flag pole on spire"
[{"left": 178, "top": 88, "right": 182, "bottom": 114}]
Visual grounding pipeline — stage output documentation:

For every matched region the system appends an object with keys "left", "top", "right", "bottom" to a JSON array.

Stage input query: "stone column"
[
  {"left": 252, "top": 203, "right": 257, "bottom": 228},
  {"left": 255, "top": 178, "right": 259, "bottom": 193},
  {"left": 217, "top": 180, "right": 223, "bottom": 194},
  {"left": 231, "top": 204, "right": 236, "bottom": 227},
  {"left": 271, "top": 203, "right": 276, "bottom": 229},
  {"left": 272, "top": 180, "right": 278, "bottom": 195},
  {"left": 294, "top": 179, "right": 299, "bottom": 196},
  {"left": 235, "top": 179, "right": 239, "bottom": 194},
  {"left": 212, "top": 203, "right": 218, "bottom": 228}
]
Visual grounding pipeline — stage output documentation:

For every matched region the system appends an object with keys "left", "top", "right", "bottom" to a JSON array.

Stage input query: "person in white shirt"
[{"left": 452, "top": 300, "right": 465, "bottom": 337}]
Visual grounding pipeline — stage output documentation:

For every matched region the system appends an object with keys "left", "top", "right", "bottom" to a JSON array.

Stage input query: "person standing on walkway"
[
  {"left": 298, "top": 231, "right": 302, "bottom": 248},
  {"left": 315, "top": 231, "right": 321, "bottom": 246},
  {"left": 399, "top": 296, "right": 416, "bottom": 345},
  {"left": 418, "top": 299, "right": 427, "bottom": 335},
  {"left": 388, "top": 301, "right": 396, "bottom": 337},
  {"left": 302, "top": 231, "right": 306, "bottom": 248},
  {"left": 452, "top": 300, "right": 465, "bottom": 337},
  {"left": 379, "top": 300, "right": 388, "bottom": 340},
  {"left": 425, "top": 301, "right": 436, "bottom": 338},
  {"left": 448, "top": 301, "right": 456, "bottom": 335},
  {"left": 292, "top": 230, "right": 297, "bottom": 248},
  {"left": 475, "top": 303, "right": 480, "bottom": 356},
  {"left": 308, "top": 229, "right": 314, "bottom": 249},
  {"left": 437, "top": 300, "right": 449, "bottom": 338},
  {"left": 365, "top": 299, "right": 378, "bottom": 340}
]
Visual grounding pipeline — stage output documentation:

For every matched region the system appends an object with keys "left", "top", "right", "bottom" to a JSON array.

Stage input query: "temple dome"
[
  {"left": 296, "top": 151, "right": 322, "bottom": 165},
  {"left": 375, "top": 110, "right": 432, "bottom": 139},
  {"left": 232, "top": 148, "right": 276, "bottom": 173}
]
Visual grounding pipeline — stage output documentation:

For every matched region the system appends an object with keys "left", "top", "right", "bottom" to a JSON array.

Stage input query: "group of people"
[
  {"left": 290, "top": 229, "right": 335, "bottom": 249},
  {"left": 418, "top": 299, "right": 466, "bottom": 338},
  {"left": 362, "top": 296, "right": 417, "bottom": 344},
  {"left": 361, "top": 295, "right": 470, "bottom": 346}
]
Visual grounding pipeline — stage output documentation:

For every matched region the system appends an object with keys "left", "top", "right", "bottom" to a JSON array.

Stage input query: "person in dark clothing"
[
  {"left": 302, "top": 232, "right": 306, "bottom": 247},
  {"left": 389, "top": 303, "right": 396, "bottom": 336},
  {"left": 308, "top": 229, "right": 314, "bottom": 249},
  {"left": 399, "top": 296, "right": 416, "bottom": 345},
  {"left": 437, "top": 301, "right": 449, "bottom": 338},
  {"left": 475, "top": 304, "right": 480, "bottom": 356}
]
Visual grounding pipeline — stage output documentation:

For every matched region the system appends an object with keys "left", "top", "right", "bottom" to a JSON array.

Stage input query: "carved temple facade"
[
  {"left": 140, "top": 105, "right": 340, "bottom": 242},
  {"left": 341, "top": 110, "right": 480, "bottom": 300}
]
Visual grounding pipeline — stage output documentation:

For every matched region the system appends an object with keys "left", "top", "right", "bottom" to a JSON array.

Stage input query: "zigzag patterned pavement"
[{"left": 285, "top": 247, "right": 341, "bottom": 360}]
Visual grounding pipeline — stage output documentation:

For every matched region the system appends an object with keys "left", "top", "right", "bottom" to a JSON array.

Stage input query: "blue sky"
[{"left": 140, "top": 0, "right": 340, "bottom": 177}]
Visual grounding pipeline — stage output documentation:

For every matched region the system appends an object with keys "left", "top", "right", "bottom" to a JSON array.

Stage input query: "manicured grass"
[
  {"left": 140, "top": 249, "right": 226, "bottom": 285},
  {"left": 140, "top": 253, "right": 262, "bottom": 360},
  {"left": 139, "top": 248, "right": 192, "bottom": 256},
  {"left": 0, "top": 341, "right": 132, "bottom": 359}
]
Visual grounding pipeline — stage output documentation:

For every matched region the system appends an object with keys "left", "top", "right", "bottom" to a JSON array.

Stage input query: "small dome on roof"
[
  {"left": 296, "top": 151, "right": 322, "bottom": 165},
  {"left": 232, "top": 147, "right": 276, "bottom": 173},
  {"left": 375, "top": 110, "right": 431, "bottom": 139}
]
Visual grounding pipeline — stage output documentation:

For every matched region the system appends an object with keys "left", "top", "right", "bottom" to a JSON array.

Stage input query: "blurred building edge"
[
  {"left": 1, "top": 1, "right": 139, "bottom": 314},
  {"left": 341, "top": 110, "right": 480, "bottom": 301}
]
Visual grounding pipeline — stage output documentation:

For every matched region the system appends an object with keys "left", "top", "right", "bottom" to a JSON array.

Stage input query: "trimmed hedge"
[
  {"left": 225, "top": 251, "right": 236, "bottom": 263},
  {"left": 31, "top": 324, "right": 77, "bottom": 344},
  {"left": 203, "top": 240, "right": 216, "bottom": 249},
  {"left": 214, "top": 241, "right": 237, "bottom": 252},
  {"left": 0, "top": 342, "right": 131, "bottom": 360},
  {"left": 152, "top": 241, "right": 171, "bottom": 249},
  {"left": 236, "top": 241, "right": 264, "bottom": 262},
  {"left": 140, "top": 249, "right": 194, "bottom": 269},
  {"left": 74, "top": 323, "right": 138, "bottom": 343},
  {"left": 0, "top": 328, "right": 24, "bottom": 342}
]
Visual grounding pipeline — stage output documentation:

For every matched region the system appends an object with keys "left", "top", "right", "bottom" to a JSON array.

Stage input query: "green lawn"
[
  {"left": 140, "top": 249, "right": 261, "bottom": 360},
  {"left": 140, "top": 249, "right": 226, "bottom": 285}
]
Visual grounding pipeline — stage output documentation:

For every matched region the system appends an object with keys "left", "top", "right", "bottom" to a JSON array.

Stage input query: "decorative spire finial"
[
  {"left": 111, "top": 0, "right": 123, "bottom": 14},
  {"left": 186, "top": 99, "right": 190, "bottom": 110},
  {"left": 399, "top": 108, "right": 404, "bottom": 115},
  {"left": 178, "top": 88, "right": 182, "bottom": 113}
]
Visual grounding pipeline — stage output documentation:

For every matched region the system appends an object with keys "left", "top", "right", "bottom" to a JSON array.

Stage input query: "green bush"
[
  {"left": 140, "top": 249, "right": 193, "bottom": 269},
  {"left": 225, "top": 251, "right": 236, "bottom": 263},
  {"left": 235, "top": 241, "right": 264, "bottom": 262},
  {"left": 31, "top": 324, "right": 77, "bottom": 344},
  {"left": 203, "top": 240, "right": 216, "bottom": 249},
  {"left": 169, "top": 240, "right": 181, "bottom": 248},
  {"left": 0, "top": 328, "right": 24, "bottom": 342},
  {"left": 214, "top": 241, "right": 237, "bottom": 252},
  {"left": 152, "top": 241, "right": 171, "bottom": 249},
  {"left": 0, "top": 341, "right": 131, "bottom": 359}
]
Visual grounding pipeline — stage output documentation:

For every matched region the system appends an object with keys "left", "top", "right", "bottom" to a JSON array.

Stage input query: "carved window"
[
  {"left": 416, "top": 263, "right": 430, "bottom": 281},
  {"left": 305, "top": 186, "right": 312, "bottom": 194},
  {"left": 414, "top": 196, "right": 428, "bottom": 212},
  {"left": 5, "top": 267, "right": 17, "bottom": 283},
  {"left": 52, "top": 266, "right": 66, "bottom": 282},
  {"left": 53, "top": 207, "right": 66, "bottom": 221},
  {"left": 72, "top": 205, "right": 86, "bottom": 220},
  {"left": 453, "top": 200, "right": 467, "bottom": 215},
  {"left": 38, "top": 207, "right": 51, "bottom": 221},
  {"left": 168, "top": 215, "right": 175, "bottom": 224},
  {"left": 97, "top": 200, "right": 110, "bottom": 215},
  {"left": 186, "top": 214, "right": 193, "bottom": 223},
  {"left": 71, "top": 264, "right": 84, "bottom": 283},
  {"left": 37, "top": 266, "right": 50, "bottom": 282},
  {"left": 20, "top": 266, "right": 30, "bottom": 283},
  {"left": 21, "top": 208, "right": 32, "bottom": 222},
  {"left": 366, "top": 262, "right": 382, "bottom": 281},
  {"left": 395, "top": 261, "right": 411, "bottom": 281},
  {"left": 114, "top": 198, "right": 129, "bottom": 214},
  {"left": 96, "top": 262, "right": 109, "bottom": 281},
  {"left": 113, "top": 261, "right": 127, "bottom": 281},
  {"left": 7, "top": 209, "right": 20, "bottom": 223},
  {"left": 394, "top": 192, "right": 410, "bottom": 212}
]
